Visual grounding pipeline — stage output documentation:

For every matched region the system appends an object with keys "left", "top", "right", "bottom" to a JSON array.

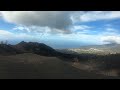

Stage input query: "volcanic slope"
[{"left": 0, "top": 53, "right": 117, "bottom": 79}]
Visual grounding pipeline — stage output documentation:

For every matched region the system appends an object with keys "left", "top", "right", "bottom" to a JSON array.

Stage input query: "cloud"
[
  {"left": 73, "top": 25, "right": 92, "bottom": 30},
  {"left": 101, "top": 36, "right": 120, "bottom": 44},
  {"left": 0, "top": 29, "right": 65, "bottom": 44},
  {"left": 13, "top": 25, "right": 30, "bottom": 32},
  {"left": 13, "top": 25, "right": 71, "bottom": 34},
  {"left": 0, "top": 13, "right": 2, "bottom": 17},
  {"left": 99, "top": 27, "right": 120, "bottom": 44},
  {"left": 72, "top": 11, "right": 120, "bottom": 23},
  {"left": 1, "top": 11, "right": 120, "bottom": 35},
  {"left": 70, "top": 25, "right": 92, "bottom": 34},
  {"left": 0, "top": 30, "right": 13, "bottom": 36},
  {"left": 104, "top": 23, "right": 118, "bottom": 33},
  {"left": 106, "top": 27, "right": 118, "bottom": 32},
  {"left": 0, "top": 30, "right": 39, "bottom": 42},
  {"left": 13, "top": 25, "right": 48, "bottom": 33},
  {"left": 0, "top": 11, "right": 72, "bottom": 31}
]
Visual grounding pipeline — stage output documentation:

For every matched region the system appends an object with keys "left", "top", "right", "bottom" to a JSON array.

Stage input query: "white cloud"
[
  {"left": 0, "top": 29, "right": 57, "bottom": 44},
  {"left": 99, "top": 27, "right": 120, "bottom": 44},
  {"left": 73, "top": 25, "right": 92, "bottom": 30},
  {"left": 70, "top": 25, "right": 92, "bottom": 34},
  {"left": 0, "top": 11, "right": 72, "bottom": 30},
  {"left": 106, "top": 27, "right": 118, "bottom": 32},
  {"left": 13, "top": 25, "right": 30, "bottom": 32},
  {"left": 101, "top": 36, "right": 120, "bottom": 44},
  {"left": 0, "top": 12, "right": 2, "bottom": 17},
  {"left": 0, "top": 30, "right": 13, "bottom": 36},
  {"left": 58, "top": 25, "right": 120, "bottom": 45},
  {"left": 0, "top": 30, "right": 37, "bottom": 41},
  {"left": 13, "top": 25, "right": 47, "bottom": 33},
  {"left": 72, "top": 11, "right": 120, "bottom": 22},
  {"left": 12, "top": 25, "right": 71, "bottom": 34},
  {"left": 2, "top": 11, "right": 120, "bottom": 35}
]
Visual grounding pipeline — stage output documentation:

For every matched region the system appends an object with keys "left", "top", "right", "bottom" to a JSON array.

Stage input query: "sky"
[{"left": 0, "top": 11, "right": 120, "bottom": 49}]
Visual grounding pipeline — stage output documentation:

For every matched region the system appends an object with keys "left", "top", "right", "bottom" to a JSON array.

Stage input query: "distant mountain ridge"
[
  {"left": 2, "top": 41, "right": 120, "bottom": 60},
  {"left": 56, "top": 43, "right": 120, "bottom": 55},
  {"left": 14, "top": 41, "right": 57, "bottom": 56},
  {"left": 0, "top": 44, "right": 22, "bottom": 55},
  {"left": 0, "top": 41, "right": 56, "bottom": 56},
  {"left": 0, "top": 41, "right": 77, "bottom": 60}
]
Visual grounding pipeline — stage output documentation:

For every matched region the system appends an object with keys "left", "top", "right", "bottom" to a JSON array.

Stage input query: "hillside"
[
  {"left": 0, "top": 53, "right": 116, "bottom": 79},
  {"left": 0, "top": 44, "right": 22, "bottom": 55},
  {"left": 14, "top": 41, "right": 57, "bottom": 56}
]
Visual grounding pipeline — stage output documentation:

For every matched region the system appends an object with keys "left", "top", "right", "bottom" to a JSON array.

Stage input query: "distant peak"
[
  {"left": 18, "top": 41, "right": 27, "bottom": 45},
  {"left": 20, "top": 41, "right": 25, "bottom": 43}
]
